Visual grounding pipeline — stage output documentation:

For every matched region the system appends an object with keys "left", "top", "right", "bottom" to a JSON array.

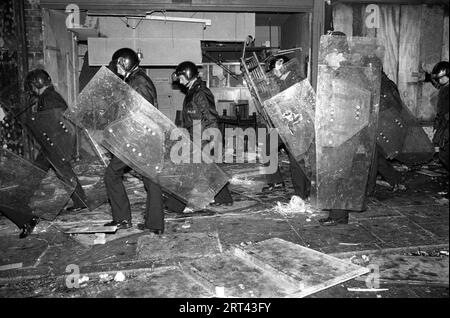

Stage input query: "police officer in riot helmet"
[
  {"left": 172, "top": 61, "right": 233, "bottom": 207},
  {"left": 25, "top": 69, "right": 67, "bottom": 113},
  {"left": 25, "top": 69, "right": 88, "bottom": 213},
  {"left": 430, "top": 61, "right": 449, "bottom": 170},
  {"left": 103, "top": 48, "right": 164, "bottom": 234}
]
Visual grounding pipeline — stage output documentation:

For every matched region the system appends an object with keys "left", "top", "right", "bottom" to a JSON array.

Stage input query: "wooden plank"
[
  {"left": 62, "top": 225, "right": 117, "bottom": 234},
  {"left": 418, "top": 5, "right": 444, "bottom": 122},
  {"left": 332, "top": 3, "right": 353, "bottom": 36},
  {"left": 398, "top": 5, "right": 422, "bottom": 117},
  {"left": 40, "top": 0, "right": 315, "bottom": 12},
  {"left": 443, "top": 10, "right": 449, "bottom": 61},
  {"left": 0, "top": 263, "right": 23, "bottom": 272},
  {"left": 378, "top": 5, "right": 401, "bottom": 84}
]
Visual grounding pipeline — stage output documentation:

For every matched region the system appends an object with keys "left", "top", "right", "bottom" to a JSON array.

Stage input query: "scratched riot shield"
[
  {"left": 26, "top": 109, "right": 107, "bottom": 210},
  {"left": 0, "top": 148, "right": 75, "bottom": 221},
  {"left": 262, "top": 80, "right": 316, "bottom": 182},
  {"left": 70, "top": 66, "right": 229, "bottom": 209},
  {"left": 377, "top": 72, "right": 433, "bottom": 162},
  {"left": 314, "top": 35, "right": 383, "bottom": 211},
  {"left": 65, "top": 67, "right": 123, "bottom": 164}
]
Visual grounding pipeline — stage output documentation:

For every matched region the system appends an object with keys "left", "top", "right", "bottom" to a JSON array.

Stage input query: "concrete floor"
[{"left": 0, "top": 156, "right": 448, "bottom": 298}]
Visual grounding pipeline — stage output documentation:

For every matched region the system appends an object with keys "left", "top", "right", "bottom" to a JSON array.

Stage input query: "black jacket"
[
  {"left": 37, "top": 86, "right": 68, "bottom": 112},
  {"left": 181, "top": 78, "right": 218, "bottom": 135},
  {"left": 433, "top": 83, "right": 449, "bottom": 147},
  {"left": 126, "top": 68, "right": 158, "bottom": 108}
]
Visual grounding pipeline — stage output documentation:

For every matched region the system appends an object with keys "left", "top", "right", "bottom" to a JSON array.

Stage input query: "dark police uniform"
[
  {"left": 433, "top": 82, "right": 449, "bottom": 170},
  {"left": 181, "top": 77, "right": 233, "bottom": 206},
  {"left": 104, "top": 68, "right": 164, "bottom": 231},
  {"left": 31, "top": 86, "right": 87, "bottom": 209}
]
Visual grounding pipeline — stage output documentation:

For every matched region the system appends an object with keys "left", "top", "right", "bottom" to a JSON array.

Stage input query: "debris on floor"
[
  {"left": 273, "top": 195, "right": 314, "bottom": 216},
  {"left": 0, "top": 263, "right": 23, "bottom": 271},
  {"left": 392, "top": 164, "right": 410, "bottom": 172},
  {"left": 114, "top": 272, "right": 126, "bottom": 282},
  {"left": 416, "top": 169, "right": 446, "bottom": 177},
  {"left": 376, "top": 180, "right": 393, "bottom": 188},
  {"left": 230, "top": 176, "right": 257, "bottom": 186},
  {"left": 347, "top": 287, "right": 389, "bottom": 292}
]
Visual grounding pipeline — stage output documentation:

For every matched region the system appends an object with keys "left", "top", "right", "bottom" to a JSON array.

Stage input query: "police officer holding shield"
[{"left": 103, "top": 48, "right": 164, "bottom": 234}]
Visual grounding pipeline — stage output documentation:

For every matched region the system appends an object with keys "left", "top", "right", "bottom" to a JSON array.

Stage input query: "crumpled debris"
[
  {"left": 393, "top": 164, "right": 409, "bottom": 172},
  {"left": 350, "top": 254, "right": 371, "bottom": 266},
  {"left": 273, "top": 196, "right": 314, "bottom": 216},
  {"left": 376, "top": 180, "right": 392, "bottom": 188},
  {"left": 114, "top": 272, "right": 126, "bottom": 282},
  {"left": 230, "top": 176, "right": 256, "bottom": 186},
  {"left": 78, "top": 276, "right": 89, "bottom": 286},
  {"left": 99, "top": 273, "right": 113, "bottom": 283},
  {"left": 181, "top": 221, "right": 191, "bottom": 229},
  {"left": 183, "top": 207, "right": 194, "bottom": 214},
  {"left": 407, "top": 249, "right": 449, "bottom": 257}
]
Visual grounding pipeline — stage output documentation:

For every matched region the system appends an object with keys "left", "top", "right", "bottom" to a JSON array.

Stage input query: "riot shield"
[
  {"left": 241, "top": 55, "right": 305, "bottom": 104},
  {"left": 262, "top": 80, "right": 316, "bottom": 181},
  {"left": 377, "top": 107, "right": 408, "bottom": 159},
  {"left": 377, "top": 72, "right": 433, "bottom": 163},
  {"left": 26, "top": 110, "right": 107, "bottom": 210},
  {"left": 315, "top": 35, "right": 383, "bottom": 211},
  {"left": 70, "top": 66, "right": 230, "bottom": 209},
  {"left": 0, "top": 148, "right": 75, "bottom": 221}
]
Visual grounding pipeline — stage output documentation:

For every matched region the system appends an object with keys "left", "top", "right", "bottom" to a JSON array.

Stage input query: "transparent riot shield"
[
  {"left": 71, "top": 66, "right": 229, "bottom": 209},
  {"left": 314, "top": 35, "right": 383, "bottom": 211},
  {"left": 262, "top": 80, "right": 316, "bottom": 181},
  {"left": 241, "top": 55, "right": 305, "bottom": 104},
  {"left": 0, "top": 148, "right": 75, "bottom": 221},
  {"left": 26, "top": 110, "right": 107, "bottom": 210}
]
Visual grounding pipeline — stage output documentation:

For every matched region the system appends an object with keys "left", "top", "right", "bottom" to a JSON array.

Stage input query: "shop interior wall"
[{"left": 333, "top": 3, "right": 449, "bottom": 124}]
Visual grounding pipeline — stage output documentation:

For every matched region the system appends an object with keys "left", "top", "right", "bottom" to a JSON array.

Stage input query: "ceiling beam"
[{"left": 40, "top": 0, "right": 315, "bottom": 13}]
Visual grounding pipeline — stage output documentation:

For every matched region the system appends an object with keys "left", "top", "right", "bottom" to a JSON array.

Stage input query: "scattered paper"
[
  {"left": 114, "top": 271, "right": 126, "bottom": 282},
  {"left": 230, "top": 176, "right": 256, "bottom": 186},
  {"left": 273, "top": 196, "right": 314, "bottom": 216}
]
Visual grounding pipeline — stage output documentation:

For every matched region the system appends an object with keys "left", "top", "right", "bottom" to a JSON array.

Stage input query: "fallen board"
[
  {"left": 137, "top": 232, "right": 222, "bottom": 262},
  {"left": 235, "top": 238, "right": 370, "bottom": 298},
  {"left": 362, "top": 254, "right": 449, "bottom": 286},
  {"left": 180, "top": 252, "right": 299, "bottom": 298},
  {"left": 62, "top": 225, "right": 117, "bottom": 234}
]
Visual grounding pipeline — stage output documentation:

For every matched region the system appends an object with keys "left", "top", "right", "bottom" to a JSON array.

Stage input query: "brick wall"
[{"left": 24, "top": 0, "right": 43, "bottom": 70}]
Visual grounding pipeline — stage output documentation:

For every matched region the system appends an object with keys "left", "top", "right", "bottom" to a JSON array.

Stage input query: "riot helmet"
[
  {"left": 268, "top": 55, "right": 290, "bottom": 72},
  {"left": 112, "top": 48, "right": 140, "bottom": 78},
  {"left": 173, "top": 61, "right": 199, "bottom": 83},
  {"left": 431, "top": 61, "right": 449, "bottom": 89},
  {"left": 25, "top": 69, "right": 52, "bottom": 92}
]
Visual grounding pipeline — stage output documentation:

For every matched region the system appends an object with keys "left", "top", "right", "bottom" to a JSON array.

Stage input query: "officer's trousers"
[{"left": 104, "top": 156, "right": 164, "bottom": 231}]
